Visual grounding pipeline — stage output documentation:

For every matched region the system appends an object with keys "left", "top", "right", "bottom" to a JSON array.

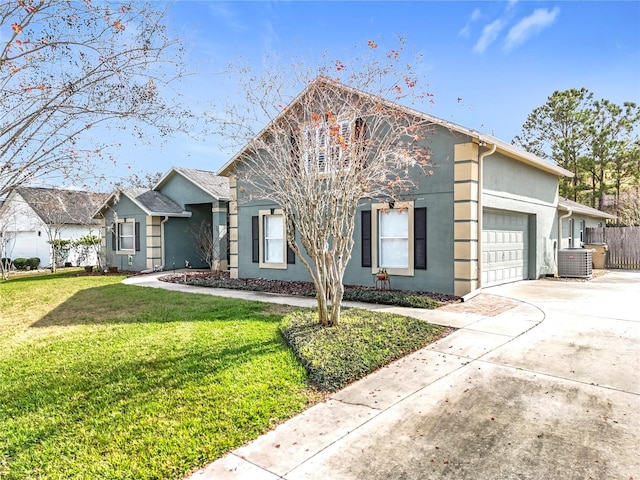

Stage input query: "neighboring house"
[
  {"left": 218, "top": 79, "right": 609, "bottom": 297},
  {"left": 558, "top": 197, "right": 617, "bottom": 249},
  {"left": 94, "top": 167, "right": 229, "bottom": 272},
  {"left": 0, "top": 187, "right": 108, "bottom": 268}
]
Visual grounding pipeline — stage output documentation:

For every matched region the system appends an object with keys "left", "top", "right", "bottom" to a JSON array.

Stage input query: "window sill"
[
  {"left": 259, "top": 262, "right": 287, "bottom": 270},
  {"left": 373, "top": 267, "right": 414, "bottom": 277}
]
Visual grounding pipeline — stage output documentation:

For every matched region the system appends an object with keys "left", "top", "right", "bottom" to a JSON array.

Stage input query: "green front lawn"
[
  {"left": 0, "top": 271, "right": 446, "bottom": 479},
  {"left": 0, "top": 272, "right": 319, "bottom": 479}
]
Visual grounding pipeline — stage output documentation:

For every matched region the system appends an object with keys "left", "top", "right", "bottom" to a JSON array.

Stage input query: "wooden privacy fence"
[{"left": 585, "top": 227, "right": 640, "bottom": 270}]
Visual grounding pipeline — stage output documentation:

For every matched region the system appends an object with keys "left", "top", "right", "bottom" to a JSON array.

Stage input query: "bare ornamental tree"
[
  {"left": 219, "top": 43, "right": 435, "bottom": 326},
  {"left": 0, "top": 0, "right": 193, "bottom": 196},
  {"left": 191, "top": 220, "right": 226, "bottom": 277}
]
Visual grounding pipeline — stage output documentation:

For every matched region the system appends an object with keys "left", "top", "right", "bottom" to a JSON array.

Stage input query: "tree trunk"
[
  {"left": 329, "top": 279, "right": 344, "bottom": 326},
  {"left": 51, "top": 251, "right": 58, "bottom": 273}
]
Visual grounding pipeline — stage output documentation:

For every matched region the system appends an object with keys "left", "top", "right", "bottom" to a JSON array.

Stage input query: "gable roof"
[
  {"left": 218, "top": 76, "right": 573, "bottom": 179},
  {"left": 558, "top": 197, "right": 617, "bottom": 221},
  {"left": 154, "top": 167, "right": 229, "bottom": 201},
  {"left": 94, "top": 188, "right": 192, "bottom": 218},
  {"left": 15, "top": 187, "right": 108, "bottom": 225}
]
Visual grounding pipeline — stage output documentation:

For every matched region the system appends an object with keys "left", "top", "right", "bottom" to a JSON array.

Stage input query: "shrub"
[
  {"left": 280, "top": 309, "right": 446, "bottom": 391},
  {"left": 12, "top": 258, "right": 27, "bottom": 270},
  {"left": 26, "top": 257, "right": 41, "bottom": 269},
  {"left": 342, "top": 289, "right": 440, "bottom": 309}
]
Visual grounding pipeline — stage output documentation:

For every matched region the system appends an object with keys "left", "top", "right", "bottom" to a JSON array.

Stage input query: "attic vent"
[{"left": 558, "top": 249, "right": 592, "bottom": 278}]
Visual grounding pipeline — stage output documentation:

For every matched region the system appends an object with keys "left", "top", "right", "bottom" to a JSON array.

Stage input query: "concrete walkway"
[{"left": 123, "top": 271, "right": 640, "bottom": 479}]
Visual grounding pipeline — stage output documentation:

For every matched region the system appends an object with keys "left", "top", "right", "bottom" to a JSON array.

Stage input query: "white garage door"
[{"left": 482, "top": 210, "right": 528, "bottom": 287}]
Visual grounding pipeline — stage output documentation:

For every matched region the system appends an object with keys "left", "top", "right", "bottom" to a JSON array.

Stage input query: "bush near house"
[
  {"left": 26, "top": 257, "right": 40, "bottom": 269},
  {"left": 12, "top": 257, "right": 41, "bottom": 270},
  {"left": 12, "top": 257, "right": 27, "bottom": 269}
]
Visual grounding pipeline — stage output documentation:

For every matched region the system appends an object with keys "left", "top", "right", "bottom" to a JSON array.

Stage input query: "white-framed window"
[
  {"left": 379, "top": 209, "right": 409, "bottom": 269},
  {"left": 302, "top": 118, "right": 351, "bottom": 174},
  {"left": 259, "top": 209, "right": 287, "bottom": 269},
  {"left": 118, "top": 220, "right": 135, "bottom": 251},
  {"left": 371, "top": 202, "right": 415, "bottom": 276}
]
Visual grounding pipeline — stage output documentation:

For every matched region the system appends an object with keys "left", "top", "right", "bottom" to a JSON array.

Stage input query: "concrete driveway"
[{"left": 183, "top": 271, "right": 640, "bottom": 480}]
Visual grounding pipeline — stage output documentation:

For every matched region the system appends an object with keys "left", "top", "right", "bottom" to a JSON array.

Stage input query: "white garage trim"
[{"left": 482, "top": 210, "right": 529, "bottom": 287}]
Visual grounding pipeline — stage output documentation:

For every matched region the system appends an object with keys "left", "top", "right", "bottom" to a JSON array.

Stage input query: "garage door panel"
[{"left": 482, "top": 210, "right": 528, "bottom": 287}]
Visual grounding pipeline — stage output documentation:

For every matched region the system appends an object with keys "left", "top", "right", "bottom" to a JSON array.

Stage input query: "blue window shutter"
[
  {"left": 251, "top": 216, "right": 259, "bottom": 263},
  {"left": 361, "top": 210, "right": 371, "bottom": 267},
  {"left": 135, "top": 222, "right": 140, "bottom": 252},
  {"left": 286, "top": 223, "right": 296, "bottom": 264},
  {"left": 414, "top": 207, "right": 427, "bottom": 270},
  {"left": 111, "top": 224, "right": 116, "bottom": 251}
]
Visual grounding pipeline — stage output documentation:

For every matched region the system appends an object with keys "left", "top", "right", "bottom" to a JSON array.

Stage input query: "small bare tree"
[
  {"left": 0, "top": 204, "right": 17, "bottom": 280},
  {"left": 191, "top": 220, "right": 225, "bottom": 277},
  {"left": 218, "top": 39, "right": 435, "bottom": 326},
  {"left": 115, "top": 171, "right": 164, "bottom": 189}
]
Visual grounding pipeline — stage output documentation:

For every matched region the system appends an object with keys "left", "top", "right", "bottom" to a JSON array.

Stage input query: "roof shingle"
[{"left": 17, "top": 187, "right": 108, "bottom": 225}]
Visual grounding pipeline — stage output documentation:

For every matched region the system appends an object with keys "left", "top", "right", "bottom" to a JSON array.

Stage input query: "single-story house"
[
  {"left": 94, "top": 167, "right": 229, "bottom": 272},
  {"left": 0, "top": 187, "right": 108, "bottom": 268},
  {"left": 218, "top": 77, "right": 613, "bottom": 297},
  {"left": 558, "top": 197, "right": 617, "bottom": 250}
]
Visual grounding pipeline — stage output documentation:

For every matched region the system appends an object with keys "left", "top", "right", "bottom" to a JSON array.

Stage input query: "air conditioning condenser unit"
[{"left": 558, "top": 249, "right": 592, "bottom": 278}]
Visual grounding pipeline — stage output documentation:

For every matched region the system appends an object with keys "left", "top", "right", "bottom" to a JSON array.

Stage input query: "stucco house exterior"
[
  {"left": 218, "top": 79, "right": 616, "bottom": 297},
  {"left": 557, "top": 197, "right": 617, "bottom": 250},
  {"left": 94, "top": 167, "right": 229, "bottom": 272},
  {"left": 0, "top": 187, "right": 107, "bottom": 268}
]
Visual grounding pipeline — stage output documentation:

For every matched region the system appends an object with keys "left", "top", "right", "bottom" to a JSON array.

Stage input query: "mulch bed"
[{"left": 159, "top": 271, "right": 460, "bottom": 305}]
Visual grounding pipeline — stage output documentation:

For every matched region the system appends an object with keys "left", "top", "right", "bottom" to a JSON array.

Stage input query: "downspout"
[
  {"left": 557, "top": 208, "right": 573, "bottom": 272},
  {"left": 160, "top": 216, "right": 169, "bottom": 269},
  {"left": 476, "top": 141, "right": 497, "bottom": 289}
]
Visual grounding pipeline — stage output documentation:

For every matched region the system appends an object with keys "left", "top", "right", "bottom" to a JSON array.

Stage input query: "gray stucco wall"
[
  {"left": 158, "top": 173, "right": 228, "bottom": 269},
  {"left": 234, "top": 124, "right": 465, "bottom": 295},
  {"left": 102, "top": 196, "right": 148, "bottom": 272},
  {"left": 559, "top": 214, "right": 606, "bottom": 250},
  {"left": 483, "top": 153, "right": 560, "bottom": 278},
  {"left": 159, "top": 173, "right": 217, "bottom": 206}
]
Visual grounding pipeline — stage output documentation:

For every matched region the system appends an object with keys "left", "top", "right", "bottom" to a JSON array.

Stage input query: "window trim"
[
  {"left": 568, "top": 218, "right": 575, "bottom": 248},
  {"left": 258, "top": 209, "right": 287, "bottom": 269},
  {"left": 116, "top": 219, "right": 135, "bottom": 253},
  {"left": 371, "top": 202, "right": 414, "bottom": 276}
]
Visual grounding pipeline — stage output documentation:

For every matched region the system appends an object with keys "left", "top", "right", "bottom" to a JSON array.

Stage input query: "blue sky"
[{"left": 113, "top": 0, "right": 640, "bottom": 181}]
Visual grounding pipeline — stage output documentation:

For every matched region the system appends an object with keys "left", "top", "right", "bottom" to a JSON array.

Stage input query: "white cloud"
[
  {"left": 473, "top": 19, "right": 505, "bottom": 54},
  {"left": 459, "top": 8, "right": 482, "bottom": 38},
  {"left": 505, "top": 7, "right": 560, "bottom": 50},
  {"left": 207, "top": 2, "right": 247, "bottom": 33}
]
